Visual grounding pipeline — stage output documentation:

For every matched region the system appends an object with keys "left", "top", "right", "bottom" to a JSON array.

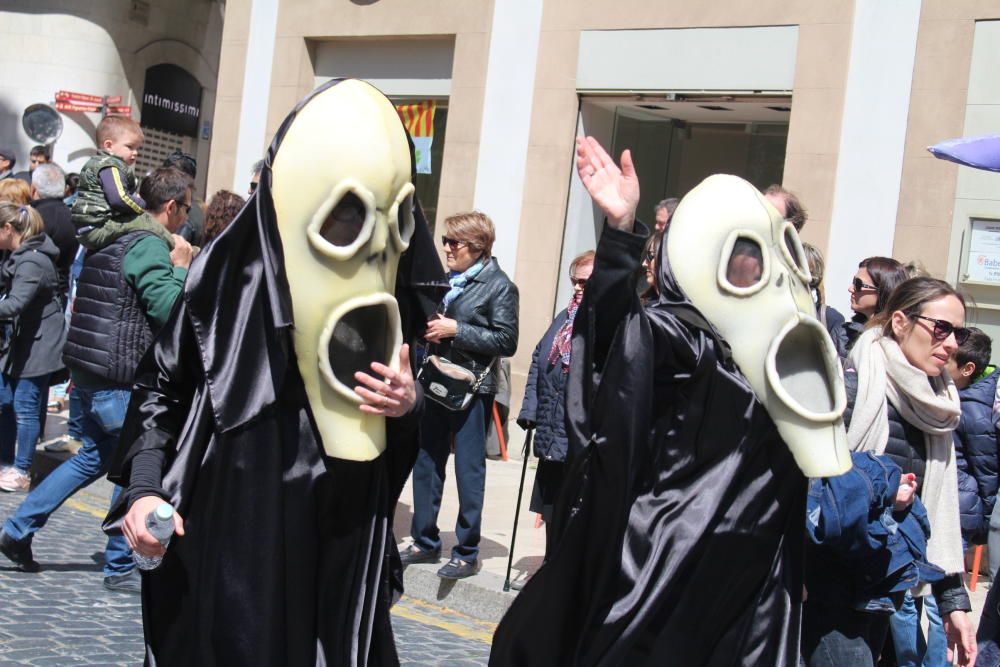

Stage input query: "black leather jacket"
[{"left": 430, "top": 258, "right": 519, "bottom": 395}]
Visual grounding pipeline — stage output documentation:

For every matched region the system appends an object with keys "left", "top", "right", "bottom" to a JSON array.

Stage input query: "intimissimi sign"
[{"left": 141, "top": 64, "right": 202, "bottom": 138}]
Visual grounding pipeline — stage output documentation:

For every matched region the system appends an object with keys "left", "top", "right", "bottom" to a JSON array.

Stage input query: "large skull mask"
[
  {"left": 665, "top": 174, "right": 851, "bottom": 477},
  {"left": 270, "top": 79, "right": 414, "bottom": 461}
]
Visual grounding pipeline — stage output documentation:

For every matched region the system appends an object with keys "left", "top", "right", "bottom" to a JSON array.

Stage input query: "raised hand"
[{"left": 575, "top": 136, "right": 640, "bottom": 231}]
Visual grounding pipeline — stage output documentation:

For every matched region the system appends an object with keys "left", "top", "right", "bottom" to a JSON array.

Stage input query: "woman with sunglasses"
[
  {"left": 803, "top": 277, "right": 977, "bottom": 667},
  {"left": 401, "top": 211, "right": 519, "bottom": 580},
  {"left": 515, "top": 250, "right": 594, "bottom": 577},
  {"left": 834, "top": 256, "right": 908, "bottom": 357},
  {"left": 639, "top": 230, "right": 662, "bottom": 303},
  {"left": 0, "top": 204, "right": 66, "bottom": 492}
]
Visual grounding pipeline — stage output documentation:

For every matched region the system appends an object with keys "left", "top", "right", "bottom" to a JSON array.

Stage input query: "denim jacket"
[{"left": 805, "top": 452, "right": 945, "bottom": 614}]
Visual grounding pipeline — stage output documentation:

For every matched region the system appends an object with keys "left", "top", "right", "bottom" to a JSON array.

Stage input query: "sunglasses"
[
  {"left": 570, "top": 277, "right": 588, "bottom": 287},
  {"left": 911, "top": 315, "right": 971, "bottom": 345},
  {"left": 852, "top": 277, "right": 878, "bottom": 292},
  {"left": 175, "top": 200, "right": 191, "bottom": 214},
  {"left": 643, "top": 251, "right": 656, "bottom": 263},
  {"left": 441, "top": 236, "right": 467, "bottom": 249}
]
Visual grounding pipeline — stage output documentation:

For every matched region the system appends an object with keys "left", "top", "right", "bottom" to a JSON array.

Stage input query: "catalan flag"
[{"left": 396, "top": 101, "right": 436, "bottom": 174}]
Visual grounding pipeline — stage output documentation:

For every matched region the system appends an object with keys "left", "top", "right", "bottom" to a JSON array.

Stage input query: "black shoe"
[
  {"left": 437, "top": 558, "right": 480, "bottom": 580},
  {"left": 0, "top": 530, "right": 40, "bottom": 572},
  {"left": 103, "top": 569, "right": 142, "bottom": 594},
  {"left": 399, "top": 544, "right": 441, "bottom": 565}
]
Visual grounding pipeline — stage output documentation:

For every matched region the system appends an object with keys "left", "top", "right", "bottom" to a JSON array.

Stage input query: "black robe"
[
  {"left": 489, "top": 224, "right": 806, "bottom": 666},
  {"left": 104, "top": 79, "right": 445, "bottom": 667}
]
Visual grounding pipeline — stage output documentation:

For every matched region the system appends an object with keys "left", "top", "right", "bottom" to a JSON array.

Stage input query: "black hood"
[{"left": 183, "top": 78, "right": 445, "bottom": 433}]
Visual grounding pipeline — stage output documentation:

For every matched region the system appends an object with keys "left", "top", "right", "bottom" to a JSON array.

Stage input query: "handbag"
[{"left": 418, "top": 353, "right": 493, "bottom": 411}]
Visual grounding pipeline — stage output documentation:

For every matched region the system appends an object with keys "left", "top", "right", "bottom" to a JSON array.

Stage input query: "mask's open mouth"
[
  {"left": 318, "top": 293, "right": 402, "bottom": 403},
  {"left": 765, "top": 314, "right": 846, "bottom": 421}
]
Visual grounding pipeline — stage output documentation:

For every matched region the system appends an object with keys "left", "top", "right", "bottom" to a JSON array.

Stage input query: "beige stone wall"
[
  {"left": 208, "top": 0, "right": 495, "bottom": 205},
  {"left": 894, "top": 3, "right": 1000, "bottom": 278},
  {"left": 508, "top": 1, "right": 856, "bottom": 415},
  {"left": 206, "top": 0, "right": 253, "bottom": 196}
]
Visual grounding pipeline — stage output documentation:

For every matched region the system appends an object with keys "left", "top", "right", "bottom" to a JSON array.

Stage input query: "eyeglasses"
[
  {"left": 175, "top": 200, "right": 191, "bottom": 214},
  {"left": 911, "top": 314, "right": 972, "bottom": 345},
  {"left": 441, "top": 236, "right": 467, "bottom": 249},
  {"left": 570, "top": 277, "right": 588, "bottom": 287},
  {"left": 852, "top": 277, "right": 878, "bottom": 292}
]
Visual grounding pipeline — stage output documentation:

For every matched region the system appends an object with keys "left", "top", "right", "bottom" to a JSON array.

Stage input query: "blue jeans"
[
  {"left": 2, "top": 386, "right": 133, "bottom": 576},
  {"left": 890, "top": 593, "right": 947, "bottom": 667},
  {"left": 67, "top": 385, "right": 82, "bottom": 440},
  {"left": 0, "top": 374, "right": 50, "bottom": 473},
  {"left": 411, "top": 394, "right": 492, "bottom": 562}
]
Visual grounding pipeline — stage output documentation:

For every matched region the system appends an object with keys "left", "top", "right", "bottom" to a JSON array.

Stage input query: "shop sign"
[
  {"left": 141, "top": 64, "right": 202, "bottom": 138},
  {"left": 966, "top": 219, "right": 1000, "bottom": 283}
]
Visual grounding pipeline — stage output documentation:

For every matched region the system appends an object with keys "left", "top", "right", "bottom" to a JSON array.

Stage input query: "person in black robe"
[
  {"left": 489, "top": 139, "right": 809, "bottom": 666},
  {"left": 102, "top": 79, "right": 445, "bottom": 667}
]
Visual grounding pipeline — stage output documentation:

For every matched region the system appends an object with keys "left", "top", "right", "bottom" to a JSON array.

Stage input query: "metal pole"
[{"left": 503, "top": 428, "right": 533, "bottom": 592}]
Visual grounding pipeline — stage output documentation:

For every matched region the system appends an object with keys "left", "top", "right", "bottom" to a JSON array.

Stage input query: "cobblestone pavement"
[{"left": 0, "top": 472, "right": 493, "bottom": 666}]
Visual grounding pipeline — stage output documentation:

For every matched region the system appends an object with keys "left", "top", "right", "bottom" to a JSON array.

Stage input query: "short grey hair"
[
  {"left": 655, "top": 198, "right": 679, "bottom": 216},
  {"left": 32, "top": 163, "right": 65, "bottom": 199}
]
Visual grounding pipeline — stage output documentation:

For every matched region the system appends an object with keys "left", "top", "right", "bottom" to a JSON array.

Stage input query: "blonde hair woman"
[{"left": 0, "top": 204, "right": 67, "bottom": 491}]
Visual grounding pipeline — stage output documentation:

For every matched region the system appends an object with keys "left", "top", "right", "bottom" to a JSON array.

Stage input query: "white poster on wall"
[{"left": 966, "top": 219, "right": 1000, "bottom": 283}]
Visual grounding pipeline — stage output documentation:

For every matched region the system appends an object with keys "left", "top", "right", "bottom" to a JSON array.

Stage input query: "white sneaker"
[{"left": 0, "top": 467, "right": 30, "bottom": 492}]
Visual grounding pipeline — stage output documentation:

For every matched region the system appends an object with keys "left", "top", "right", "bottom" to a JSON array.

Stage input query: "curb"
[{"left": 401, "top": 561, "right": 518, "bottom": 624}]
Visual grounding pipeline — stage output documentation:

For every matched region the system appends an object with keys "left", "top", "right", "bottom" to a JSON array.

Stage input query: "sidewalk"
[{"left": 393, "top": 427, "right": 545, "bottom": 624}]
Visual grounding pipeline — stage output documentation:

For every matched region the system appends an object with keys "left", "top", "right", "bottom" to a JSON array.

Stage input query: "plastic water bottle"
[{"left": 133, "top": 503, "right": 175, "bottom": 571}]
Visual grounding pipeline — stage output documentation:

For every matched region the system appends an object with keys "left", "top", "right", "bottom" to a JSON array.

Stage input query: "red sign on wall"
[{"left": 54, "top": 101, "right": 102, "bottom": 113}]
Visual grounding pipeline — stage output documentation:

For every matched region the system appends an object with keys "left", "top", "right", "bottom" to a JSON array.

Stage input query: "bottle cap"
[{"left": 154, "top": 503, "right": 174, "bottom": 521}]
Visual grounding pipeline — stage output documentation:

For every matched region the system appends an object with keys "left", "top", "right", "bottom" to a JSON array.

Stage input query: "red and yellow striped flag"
[{"left": 396, "top": 101, "right": 436, "bottom": 138}]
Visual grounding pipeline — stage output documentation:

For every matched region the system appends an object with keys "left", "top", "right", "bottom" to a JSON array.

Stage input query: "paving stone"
[{"left": 0, "top": 480, "right": 492, "bottom": 665}]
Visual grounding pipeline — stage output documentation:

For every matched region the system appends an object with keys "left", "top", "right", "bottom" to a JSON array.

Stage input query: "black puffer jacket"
[
  {"left": 431, "top": 258, "right": 519, "bottom": 395},
  {"left": 843, "top": 368, "right": 972, "bottom": 615},
  {"left": 953, "top": 367, "right": 1000, "bottom": 544},
  {"left": 832, "top": 313, "right": 867, "bottom": 358}
]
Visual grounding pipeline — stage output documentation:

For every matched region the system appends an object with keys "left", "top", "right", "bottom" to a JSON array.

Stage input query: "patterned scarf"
[
  {"left": 441, "top": 258, "right": 487, "bottom": 312},
  {"left": 548, "top": 292, "right": 582, "bottom": 372}
]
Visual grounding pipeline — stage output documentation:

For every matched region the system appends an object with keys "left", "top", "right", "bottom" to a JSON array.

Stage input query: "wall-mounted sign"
[
  {"left": 966, "top": 219, "right": 1000, "bottom": 283},
  {"left": 141, "top": 64, "right": 202, "bottom": 138}
]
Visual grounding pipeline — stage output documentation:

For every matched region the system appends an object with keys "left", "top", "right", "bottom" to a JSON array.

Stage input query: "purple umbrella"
[{"left": 928, "top": 134, "right": 1000, "bottom": 172}]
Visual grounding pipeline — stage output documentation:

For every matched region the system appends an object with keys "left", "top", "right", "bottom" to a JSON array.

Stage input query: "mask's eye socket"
[
  {"left": 719, "top": 230, "right": 770, "bottom": 296},
  {"left": 321, "top": 191, "right": 367, "bottom": 247},
  {"left": 779, "top": 222, "right": 813, "bottom": 285},
  {"left": 307, "top": 182, "right": 376, "bottom": 259},
  {"left": 389, "top": 182, "right": 415, "bottom": 251}
]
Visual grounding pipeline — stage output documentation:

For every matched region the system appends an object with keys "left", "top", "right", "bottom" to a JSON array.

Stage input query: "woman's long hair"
[
  {"left": 859, "top": 256, "right": 908, "bottom": 316},
  {"left": 0, "top": 203, "right": 44, "bottom": 240},
  {"left": 868, "top": 276, "right": 966, "bottom": 340}
]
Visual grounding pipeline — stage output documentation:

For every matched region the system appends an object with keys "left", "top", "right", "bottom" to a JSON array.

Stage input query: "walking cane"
[{"left": 503, "top": 427, "right": 533, "bottom": 592}]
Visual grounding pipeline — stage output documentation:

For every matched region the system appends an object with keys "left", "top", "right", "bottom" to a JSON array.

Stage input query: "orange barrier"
[
  {"left": 492, "top": 402, "right": 508, "bottom": 461},
  {"left": 971, "top": 544, "right": 985, "bottom": 592}
]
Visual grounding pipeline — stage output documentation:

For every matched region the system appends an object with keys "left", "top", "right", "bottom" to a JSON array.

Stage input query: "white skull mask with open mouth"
[
  {"left": 665, "top": 174, "right": 851, "bottom": 478},
  {"left": 270, "top": 79, "right": 414, "bottom": 461}
]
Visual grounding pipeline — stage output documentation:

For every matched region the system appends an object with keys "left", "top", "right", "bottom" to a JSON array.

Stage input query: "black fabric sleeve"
[
  {"left": 125, "top": 448, "right": 168, "bottom": 505},
  {"left": 584, "top": 221, "right": 649, "bottom": 372},
  {"left": 933, "top": 573, "right": 972, "bottom": 615}
]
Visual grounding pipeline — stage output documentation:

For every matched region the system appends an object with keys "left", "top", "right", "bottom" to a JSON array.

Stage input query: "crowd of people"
[
  {"left": 0, "top": 78, "right": 995, "bottom": 667},
  {"left": 0, "top": 119, "right": 248, "bottom": 592}
]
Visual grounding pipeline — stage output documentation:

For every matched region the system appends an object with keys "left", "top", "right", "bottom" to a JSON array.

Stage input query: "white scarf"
[{"left": 846, "top": 328, "right": 964, "bottom": 579}]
